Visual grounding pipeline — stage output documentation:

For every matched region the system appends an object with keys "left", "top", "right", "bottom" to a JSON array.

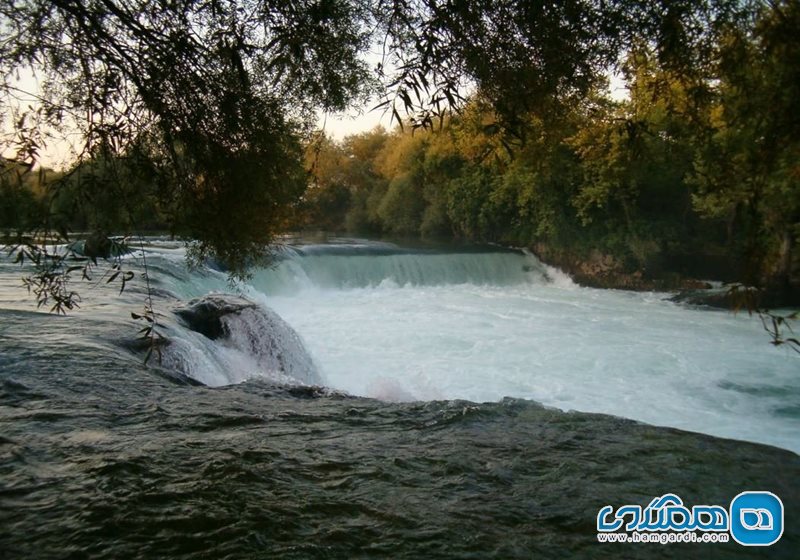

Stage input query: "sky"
[
  {"left": 4, "top": 69, "right": 630, "bottom": 169},
  {"left": 318, "top": 105, "right": 393, "bottom": 140},
  {"left": 2, "top": 68, "right": 394, "bottom": 168},
  {"left": 319, "top": 70, "right": 630, "bottom": 140}
]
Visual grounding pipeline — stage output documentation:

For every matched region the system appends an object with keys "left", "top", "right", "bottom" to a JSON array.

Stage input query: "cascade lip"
[{"left": 276, "top": 236, "right": 525, "bottom": 258}]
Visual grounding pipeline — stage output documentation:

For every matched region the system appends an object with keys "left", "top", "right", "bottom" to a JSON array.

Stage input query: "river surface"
[{"left": 1, "top": 237, "right": 798, "bottom": 558}]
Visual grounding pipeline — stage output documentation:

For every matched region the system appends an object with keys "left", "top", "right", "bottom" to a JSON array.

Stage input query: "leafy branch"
[
  {"left": 11, "top": 235, "right": 133, "bottom": 308},
  {"left": 759, "top": 310, "right": 800, "bottom": 354},
  {"left": 9, "top": 230, "right": 167, "bottom": 363},
  {"left": 727, "top": 283, "right": 800, "bottom": 354},
  {"left": 130, "top": 235, "right": 165, "bottom": 365},
  {"left": 12, "top": 235, "right": 90, "bottom": 314}
]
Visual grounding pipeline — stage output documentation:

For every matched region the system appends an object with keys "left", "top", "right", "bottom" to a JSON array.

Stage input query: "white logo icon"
[{"left": 739, "top": 508, "right": 773, "bottom": 531}]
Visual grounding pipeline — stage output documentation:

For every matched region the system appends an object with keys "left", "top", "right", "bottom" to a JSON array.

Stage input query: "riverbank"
[{"left": 530, "top": 242, "right": 800, "bottom": 309}]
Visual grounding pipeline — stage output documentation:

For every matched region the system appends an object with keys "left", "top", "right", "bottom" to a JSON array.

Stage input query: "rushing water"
[{"left": 1, "top": 237, "right": 798, "bottom": 558}]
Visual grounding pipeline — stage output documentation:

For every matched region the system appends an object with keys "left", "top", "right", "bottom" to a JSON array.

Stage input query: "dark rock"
[
  {"left": 69, "top": 233, "right": 131, "bottom": 260},
  {"left": 669, "top": 285, "right": 760, "bottom": 310},
  {"left": 83, "top": 231, "right": 113, "bottom": 260},
  {"left": 174, "top": 294, "right": 256, "bottom": 340},
  {"left": 172, "top": 293, "right": 321, "bottom": 386},
  {"left": 670, "top": 288, "right": 737, "bottom": 309},
  {"left": 674, "top": 284, "right": 800, "bottom": 310}
]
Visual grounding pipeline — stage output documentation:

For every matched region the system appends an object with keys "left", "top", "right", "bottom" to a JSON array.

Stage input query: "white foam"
[
  {"left": 263, "top": 281, "right": 800, "bottom": 453},
  {"left": 163, "top": 297, "right": 320, "bottom": 388},
  {"left": 65, "top": 241, "right": 798, "bottom": 454}
]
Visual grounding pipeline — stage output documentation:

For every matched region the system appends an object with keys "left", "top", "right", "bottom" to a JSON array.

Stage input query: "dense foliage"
[
  {"left": 1, "top": 0, "right": 797, "bottom": 314},
  {"left": 1, "top": 0, "right": 374, "bottom": 274},
  {"left": 297, "top": 2, "right": 799, "bottom": 303}
]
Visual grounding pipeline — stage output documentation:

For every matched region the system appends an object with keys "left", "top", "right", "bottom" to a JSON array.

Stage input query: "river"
[{"left": 1, "top": 237, "right": 797, "bottom": 558}]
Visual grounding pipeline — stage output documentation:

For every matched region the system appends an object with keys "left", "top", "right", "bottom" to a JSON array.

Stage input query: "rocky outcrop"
[
  {"left": 530, "top": 243, "right": 713, "bottom": 292},
  {"left": 173, "top": 294, "right": 321, "bottom": 385},
  {"left": 174, "top": 294, "right": 257, "bottom": 340},
  {"left": 668, "top": 286, "right": 748, "bottom": 309},
  {"left": 529, "top": 242, "right": 800, "bottom": 308}
]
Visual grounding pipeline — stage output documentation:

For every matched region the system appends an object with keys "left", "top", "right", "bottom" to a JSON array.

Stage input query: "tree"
[
  {"left": 301, "top": 133, "right": 352, "bottom": 231},
  {"left": 691, "top": 0, "right": 800, "bottom": 295},
  {"left": 569, "top": 52, "right": 702, "bottom": 271},
  {"left": 0, "top": 158, "right": 47, "bottom": 231},
  {"left": 0, "top": 0, "right": 770, "bottom": 296},
  {"left": 1, "top": 0, "right": 374, "bottom": 271},
  {"left": 341, "top": 127, "right": 389, "bottom": 233}
]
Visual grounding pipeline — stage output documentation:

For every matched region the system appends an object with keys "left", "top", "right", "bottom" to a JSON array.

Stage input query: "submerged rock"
[
  {"left": 669, "top": 284, "right": 768, "bottom": 310},
  {"left": 669, "top": 286, "right": 743, "bottom": 309},
  {"left": 173, "top": 294, "right": 321, "bottom": 385},
  {"left": 174, "top": 294, "right": 257, "bottom": 340}
]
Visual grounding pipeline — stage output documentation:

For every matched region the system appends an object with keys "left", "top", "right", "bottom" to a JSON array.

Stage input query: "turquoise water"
[{"left": 164, "top": 239, "right": 800, "bottom": 453}]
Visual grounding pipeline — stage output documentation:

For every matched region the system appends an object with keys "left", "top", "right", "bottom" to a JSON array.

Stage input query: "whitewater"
[{"left": 56, "top": 236, "right": 797, "bottom": 454}]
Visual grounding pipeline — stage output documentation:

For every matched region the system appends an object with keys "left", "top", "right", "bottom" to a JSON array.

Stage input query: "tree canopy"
[
  {"left": 0, "top": 0, "right": 791, "bottom": 279},
  {"left": 297, "top": 2, "right": 799, "bottom": 311}
]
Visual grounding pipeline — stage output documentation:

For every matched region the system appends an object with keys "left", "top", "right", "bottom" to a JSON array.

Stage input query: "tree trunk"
[{"left": 772, "top": 228, "right": 795, "bottom": 305}]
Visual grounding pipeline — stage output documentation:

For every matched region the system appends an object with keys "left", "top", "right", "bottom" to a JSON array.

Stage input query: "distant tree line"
[
  {"left": 1, "top": 0, "right": 797, "bottom": 315},
  {"left": 1, "top": 148, "right": 173, "bottom": 237},
  {"left": 296, "top": 4, "right": 799, "bottom": 298}
]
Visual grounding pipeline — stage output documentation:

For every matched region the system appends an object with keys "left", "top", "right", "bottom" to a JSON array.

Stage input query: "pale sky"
[
  {"left": 318, "top": 105, "right": 394, "bottom": 140},
  {"left": 319, "top": 70, "right": 629, "bottom": 139},
  {"left": 4, "top": 70, "right": 629, "bottom": 168}
]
